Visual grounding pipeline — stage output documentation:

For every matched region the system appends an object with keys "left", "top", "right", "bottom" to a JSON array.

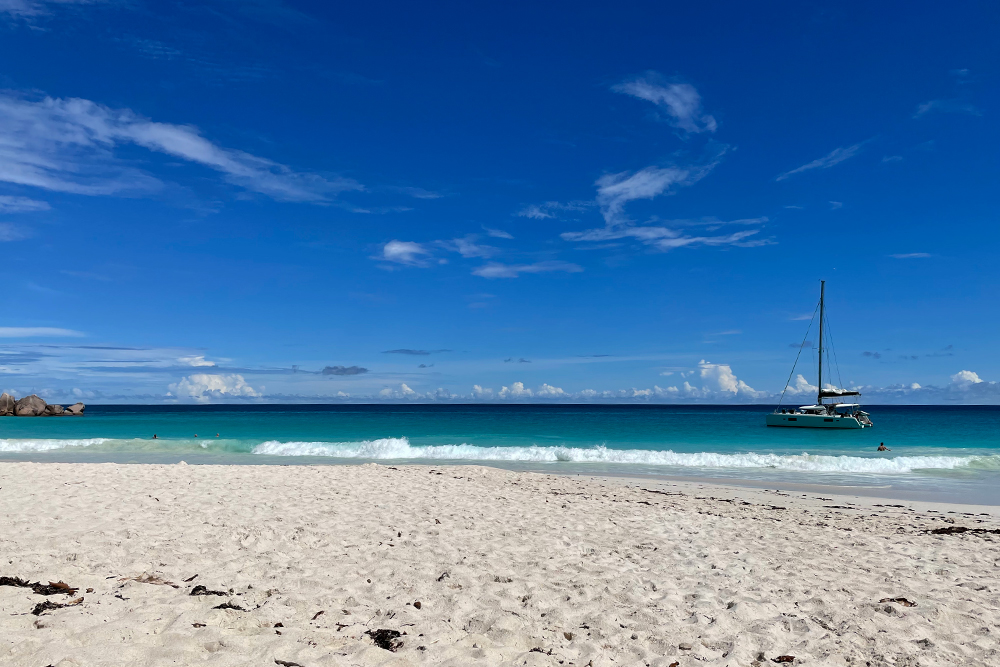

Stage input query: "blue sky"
[{"left": 1, "top": 0, "right": 998, "bottom": 403}]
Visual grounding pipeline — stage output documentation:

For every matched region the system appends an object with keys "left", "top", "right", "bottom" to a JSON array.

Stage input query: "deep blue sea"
[{"left": 2, "top": 405, "right": 998, "bottom": 504}]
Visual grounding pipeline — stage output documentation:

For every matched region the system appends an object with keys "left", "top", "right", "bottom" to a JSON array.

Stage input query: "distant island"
[{"left": 0, "top": 393, "right": 85, "bottom": 417}]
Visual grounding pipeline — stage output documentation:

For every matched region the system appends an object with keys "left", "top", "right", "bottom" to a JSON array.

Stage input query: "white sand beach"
[{"left": 1, "top": 462, "right": 998, "bottom": 666}]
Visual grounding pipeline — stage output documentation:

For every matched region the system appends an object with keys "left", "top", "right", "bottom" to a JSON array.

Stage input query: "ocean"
[{"left": 2, "top": 404, "right": 998, "bottom": 504}]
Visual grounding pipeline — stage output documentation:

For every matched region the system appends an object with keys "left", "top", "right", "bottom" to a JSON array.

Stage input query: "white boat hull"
[{"left": 765, "top": 413, "right": 868, "bottom": 429}]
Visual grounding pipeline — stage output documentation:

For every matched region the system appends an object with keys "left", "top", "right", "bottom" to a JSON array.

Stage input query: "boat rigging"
[{"left": 766, "top": 281, "right": 873, "bottom": 429}]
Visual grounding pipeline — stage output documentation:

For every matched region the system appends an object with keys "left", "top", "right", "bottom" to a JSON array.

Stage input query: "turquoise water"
[{"left": 2, "top": 405, "right": 998, "bottom": 503}]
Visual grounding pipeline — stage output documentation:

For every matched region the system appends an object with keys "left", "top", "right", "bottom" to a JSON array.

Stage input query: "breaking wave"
[
  {"left": 2, "top": 435, "right": 997, "bottom": 475},
  {"left": 0, "top": 438, "right": 110, "bottom": 452},
  {"left": 251, "top": 437, "right": 1000, "bottom": 474}
]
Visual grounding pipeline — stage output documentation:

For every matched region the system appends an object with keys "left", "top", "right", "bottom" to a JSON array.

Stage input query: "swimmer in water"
[
  {"left": 877, "top": 442, "right": 890, "bottom": 451},
  {"left": 153, "top": 434, "right": 157, "bottom": 439}
]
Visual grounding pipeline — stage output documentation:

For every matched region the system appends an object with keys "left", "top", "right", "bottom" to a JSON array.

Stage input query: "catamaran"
[{"left": 766, "top": 281, "right": 873, "bottom": 429}]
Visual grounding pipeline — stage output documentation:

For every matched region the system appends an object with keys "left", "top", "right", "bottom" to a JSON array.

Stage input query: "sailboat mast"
[{"left": 817, "top": 280, "right": 825, "bottom": 405}]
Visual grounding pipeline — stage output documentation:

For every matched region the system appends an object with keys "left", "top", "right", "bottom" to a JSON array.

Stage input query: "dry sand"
[{"left": 1, "top": 461, "right": 998, "bottom": 666}]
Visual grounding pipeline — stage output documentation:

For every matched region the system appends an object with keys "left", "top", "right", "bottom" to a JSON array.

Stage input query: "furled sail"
[{"left": 818, "top": 388, "right": 861, "bottom": 398}]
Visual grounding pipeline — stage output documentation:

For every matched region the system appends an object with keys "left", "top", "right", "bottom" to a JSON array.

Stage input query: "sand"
[{"left": 1, "top": 462, "right": 998, "bottom": 666}]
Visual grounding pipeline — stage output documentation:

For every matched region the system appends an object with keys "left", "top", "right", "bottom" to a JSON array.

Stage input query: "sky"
[{"left": 1, "top": 0, "right": 999, "bottom": 404}]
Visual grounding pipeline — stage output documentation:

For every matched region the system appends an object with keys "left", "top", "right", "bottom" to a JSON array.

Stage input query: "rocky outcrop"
[
  {"left": 14, "top": 395, "right": 47, "bottom": 417},
  {"left": 0, "top": 394, "right": 85, "bottom": 416}
]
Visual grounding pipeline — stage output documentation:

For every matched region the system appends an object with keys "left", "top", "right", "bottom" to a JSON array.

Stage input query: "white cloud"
[
  {"left": 471, "top": 384, "right": 494, "bottom": 398},
  {"left": 378, "top": 383, "right": 420, "bottom": 399},
  {"left": 891, "top": 253, "right": 931, "bottom": 259},
  {"left": 829, "top": 201, "right": 843, "bottom": 210},
  {"left": 783, "top": 374, "right": 818, "bottom": 396},
  {"left": 612, "top": 73, "right": 717, "bottom": 134},
  {"left": 380, "top": 240, "right": 430, "bottom": 266},
  {"left": 864, "top": 370, "right": 1000, "bottom": 404},
  {"left": 595, "top": 165, "right": 715, "bottom": 225},
  {"left": 0, "top": 195, "right": 50, "bottom": 212},
  {"left": 951, "top": 370, "right": 982, "bottom": 387},
  {"left": 696, "top": 359, "right": 765, "bottom": 397},
  {"left": 178, "top": 355, "right": 215, "bottom": 367},
  {"left": 0, "top": 93, "right": 361, "bottom": 202},
  {"left": 498, "top": 381, "right": 532, "bottom": 399},
  {"left": 536, "top": 383, "right": 566, "bottom": 397},
  {"left": 168, "top": 374, "right": 260, "bottom": 402},
  {"left": 472, "top": 261, "right": 583, "bottom": 279},
  {"left": 0, "top": 326, "right": 84, "bottom": 337},
  {"left": 776, "top": 143, "right": 864, "bottom": 181}
]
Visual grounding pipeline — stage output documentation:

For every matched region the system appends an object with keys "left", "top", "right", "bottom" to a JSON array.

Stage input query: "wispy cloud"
[
  {"left": 440, "top": 236, "right": 498, "bottom": 259},
  {"left": 0, "top": 327, "right": 84, "bottom": 338},
  {"left": 472, "top": 261, "right": 583, "bottom": 279},
  {"left": 562, "top": 219, "right": 768, "bottom": 252},
  {"left": 515, "top": 201, "right": 591, "bottom": 220},
  {"left": 386, "top": 186, "right": 442, "bottom": 199},
  {"left": 913, "top": 99, "right": 981, "bottom": 118},
  {"left": 776, "top": 143, "right": 864, "bottom": 181},
  {"left": 891, "top": 252, "right": 931, "bottom": 259},
  {"left": 482, "top": 226, "right": 513, "bottom": 239},
  {"left": 0, "top": 195, "right": 50, "bottom": 213},
  {"left": 612, "top": 72, "right": 717, "bottom": 134},
  {"left": 596, "top": 161, "right": 719, "bottom": 225},
  {"left": 0, "top": 0, "right": 99, "bottom": 18},
  {"left": 0, "top": 222, "right": 30, "bottom": 241},
  {"left": 0, "top": 93, "right": 362, "bottom": 202},
  {"left": 382, "top": 349, "right": 451, "bottom": 355}
]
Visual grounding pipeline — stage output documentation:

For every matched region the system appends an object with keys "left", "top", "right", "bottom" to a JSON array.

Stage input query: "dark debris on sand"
[
  {"left": 31, "top": 597, "right": 83, "bottom": 616},
  {"left": 0, "top": 576, "right": 79, "bottom": 596},
  {"left": 366, "top": 629, "right": 403, "bottom": 652},
  {"left": 190, "top": 585, "right": 229, "bottom": 596},
  {"left": 880, "top": 597, "right": 917, "bottom": 607},
  {"left": 926, "top": 526, "right": 1000, "bottom": 536}
]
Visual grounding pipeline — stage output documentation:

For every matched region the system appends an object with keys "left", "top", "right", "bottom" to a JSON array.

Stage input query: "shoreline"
[{"left": 2, "top": 461, "right": 999, "bottom": 666}]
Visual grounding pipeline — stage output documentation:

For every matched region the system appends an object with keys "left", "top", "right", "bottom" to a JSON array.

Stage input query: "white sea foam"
[
  {"left": 251, "top": 437, "right": 997, "bottom": 474},
  {"left": 0, "top": 438, "right": 110, "bottom": 452}
]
